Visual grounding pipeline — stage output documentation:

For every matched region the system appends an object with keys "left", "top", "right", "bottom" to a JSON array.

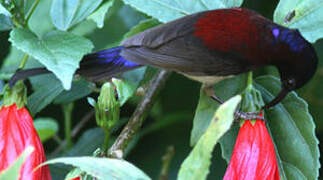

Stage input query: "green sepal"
[
  {"left": 240, "top": 84, "right": 264, "bottom": 112},
  {"left": 240, "top": 72, "right": 265, "bottom": 125},
  {"left": 2, "top": 81, "right": 27, "bottom": 109}
]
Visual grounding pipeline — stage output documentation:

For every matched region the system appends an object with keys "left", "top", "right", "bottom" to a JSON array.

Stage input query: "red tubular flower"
[
  {"left": 0, "top": 104, "right": 52, "bottom": 180},
  {"left": 223, "top": 118, "right": 280, "bottom": 180}
]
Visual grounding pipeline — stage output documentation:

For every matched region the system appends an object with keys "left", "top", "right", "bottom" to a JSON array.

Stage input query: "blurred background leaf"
[
  {"left": 34, "top": 117, "right": 59, "bottom": 142},
  {"left": 274, "top": 0, "right": 323, "bottom": 43},
  {"left": 0, "top": 14, "right": 13, "bottom": 31},
  {"left": 50, "top": 0, "right": 103, "bottom": 31},
  {"left": 122, "top": 0, "right": 244, "bottom": 23},
  {"left": 88, "top": 0, "right": 115, "bottom": 28}
]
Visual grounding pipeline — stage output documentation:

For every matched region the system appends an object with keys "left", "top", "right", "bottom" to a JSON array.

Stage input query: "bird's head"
[{"left": 263, "top": 27, "right": 318, "bottom": 109}]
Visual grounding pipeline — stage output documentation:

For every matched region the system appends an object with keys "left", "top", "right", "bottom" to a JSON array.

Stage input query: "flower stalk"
[{"left": 63, "top": 103, "right": 74, "bottom": 149}]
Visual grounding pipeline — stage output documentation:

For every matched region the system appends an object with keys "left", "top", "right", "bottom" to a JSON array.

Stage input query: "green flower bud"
[{"left": 95, "top": 82, "right": 120, "bottom": 129}]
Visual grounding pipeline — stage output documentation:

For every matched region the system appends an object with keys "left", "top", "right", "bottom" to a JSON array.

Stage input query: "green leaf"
[
  {"left": 28, "top": 84, "right": 63, "bottom": 114},
  {"left": 0, "top": 46, "right": 23, "bottom": 76},
  {"left": 28, "top": 0, "right": 56, "bottom": 36},
  {"left": 88, "top": 0, "right": 115, "bottom": 28},
  {"left": 123, "top": 112, "right": 191, "bottom": 156},
  {"left": 28, "top": 74, "right": 92, "bottom": 113},
  {"left": 50, "top": 0, "right": 79, "bottom": 31},
  {"left": 0, "top": 3, "right": 11, "bottom": 17},
  {"left": 0, "top": 14, "right": 12, "bottom": 31},
  {"left": 140, "top": 112, "right": 190, "bottom": 136},
  {"left": 178, "top": 95, "right": 241, "bottom": 180},
  {"left": 113, "top": 67, "right": 147, "bottom": 106},
  {"left": 0, "top": 146, "right": 34, "bottom": 180},
  {"left": 28, "top": 74, "right": 92, "bottom": 111},
  {"left": 202, "top": 0, "right": 243, "bottom": 8},
  {"left": 112, "top": 78, "right": 135, "bottom": 106},
  {"left": 65, "top": 168, "right": 84, "bottom": 180},
  {"left": 64, "top": 128, "right": 104, "bottom": 156},
  {"left": 70, "top": 0, "right": 103, "bottom": 27},
  {"left": 51, "top": 0, "right": 103, "bottom": 31},
  {"left": 9, "top": 28, "right": 93, "bottom": 89},
  {"left": 254, "top": 75, "right": 320, "bottom": 180},
  {"left": 42, "top": 157, "right": 151, "bottom": 180},
  {"left": 190, "top": 74, "right": 248, "bottom": 146},
  {"left": 218, "top": 123, "right": 239, "bottom": 163},
  {"left": 123, "top": 18, "right": 160, "bottom": 39},
  {"left": 122, "top": 0, "right": 243, "bottom": 23},
  {"left": 34, "top": 118, "right": 59, "bottom": 142},
  {"left": 50, "top": 164, "right": 72, "bottom": 180},
  {"left": 87, "top": 97, "right": 96, "bottom": 107},
  {"left": 28, "top": 75, "right": 64, "bottom": 114},
  {"left": 274, "top": 0, "right": 323, "bottom": 42},
  {"left": 50, "top": 128, "right": 105, "bottom": 179},
  {"left": 54, "top": 78, "right": 93, "bottom": 104}
]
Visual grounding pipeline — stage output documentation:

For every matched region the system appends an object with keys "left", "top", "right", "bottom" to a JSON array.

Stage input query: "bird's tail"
[{"left": 9, "top": 46, "right": 141, "bottom": 87}]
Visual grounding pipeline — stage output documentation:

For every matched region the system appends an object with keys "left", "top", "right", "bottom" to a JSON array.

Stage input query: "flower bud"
[{"left": 95, "top": 82, "right": 120, "bottom": 129}]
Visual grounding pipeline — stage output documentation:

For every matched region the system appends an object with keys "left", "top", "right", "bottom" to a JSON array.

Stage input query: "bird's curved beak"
[{"left": 262, "top": 88, "right": 289, "bottom": 109}]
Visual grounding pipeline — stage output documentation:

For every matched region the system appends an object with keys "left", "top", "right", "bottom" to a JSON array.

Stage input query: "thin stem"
[
  {"left": 247, "top": 71, "right": 253, "bottom": 86},
  {"left": 11, "top": 18, "right": 23, "bottom": 28},
  {"left": 158, "top": 146, "right": 175, "bottom": 180},
  {"left": 19, "top": 54, "right": 29, "bottom": 69},
  {"left": 25, "top": 0, "right": 40, "bottom": 23},
  {"left": 52, "top": 134, "right": 63, "bottom": 144},
  {"left": 63, "top": 103, "right": 74, "bottom": 149},
  {"left": 102, "top": 129, "right": 110, "bottom": 153},
  {"left": 108, "top": 70, "right": 171, "bottom": 158}
]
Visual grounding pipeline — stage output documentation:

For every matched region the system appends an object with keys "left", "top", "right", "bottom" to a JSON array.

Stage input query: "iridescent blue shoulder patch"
[{"left": 278, "top": 29, "right": 306, "bottom": 52}]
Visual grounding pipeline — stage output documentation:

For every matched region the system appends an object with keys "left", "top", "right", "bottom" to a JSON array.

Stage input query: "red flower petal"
[
  {"left": 69, "top": 177, "right": 81, "bottom": 180},
  {"left": 0, "top": 104, "right": 51, "bottom": 180},
  {"left": 223, "top": 118, "right": 280, "bottom": 180}
]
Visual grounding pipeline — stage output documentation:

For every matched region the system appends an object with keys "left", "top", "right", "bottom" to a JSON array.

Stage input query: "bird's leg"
[
  {"left": 202, "top": 84, "right": 264, "bottom": 121},
  {"left": 210, "top": 94, "right": 224, "bottom": 104}
]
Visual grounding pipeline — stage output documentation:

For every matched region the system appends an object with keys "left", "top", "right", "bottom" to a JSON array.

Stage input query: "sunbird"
[{"left": 10, "top": 8, "right": 318, "bottom": 110}]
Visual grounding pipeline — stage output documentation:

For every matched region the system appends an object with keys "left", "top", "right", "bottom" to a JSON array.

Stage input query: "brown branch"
[{"left": 108, "top": 70, "right": 171, "bottom": 158}]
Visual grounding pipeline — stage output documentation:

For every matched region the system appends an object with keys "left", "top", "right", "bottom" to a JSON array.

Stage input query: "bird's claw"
[{"left": 234, "top": 111, "right": 264, "bottom": 122}]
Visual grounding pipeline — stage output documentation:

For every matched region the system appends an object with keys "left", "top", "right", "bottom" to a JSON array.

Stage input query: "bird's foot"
[
  {"left": 202, "top": 84, "right": 264, "bottom": 121},
  {"left": 234, "top": 111, "right": 264, "bottom": 122}
]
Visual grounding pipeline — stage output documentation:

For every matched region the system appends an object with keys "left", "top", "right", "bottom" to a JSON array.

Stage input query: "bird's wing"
[
  {"left": 122, "top": 12, "right": 202, "bottom": 48},
  {"left": 121, "top": 8, "right": 267, "bottom": 76}
]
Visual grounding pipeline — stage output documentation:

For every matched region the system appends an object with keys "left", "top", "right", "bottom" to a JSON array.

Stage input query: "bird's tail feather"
[
  {"left": 9, "top": 46, "right": 141, "bottom": 87},
  {"left": 78, "top": 46, "right": 141, "bottom": 80},
  {"left": 9, "top": 68, "right": 50, "bottom": 87}
]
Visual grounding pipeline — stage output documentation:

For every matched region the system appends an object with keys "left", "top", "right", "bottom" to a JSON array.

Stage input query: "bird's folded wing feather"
[{"left": 121, "top": 11, "right": 250, "bottom": 76}]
